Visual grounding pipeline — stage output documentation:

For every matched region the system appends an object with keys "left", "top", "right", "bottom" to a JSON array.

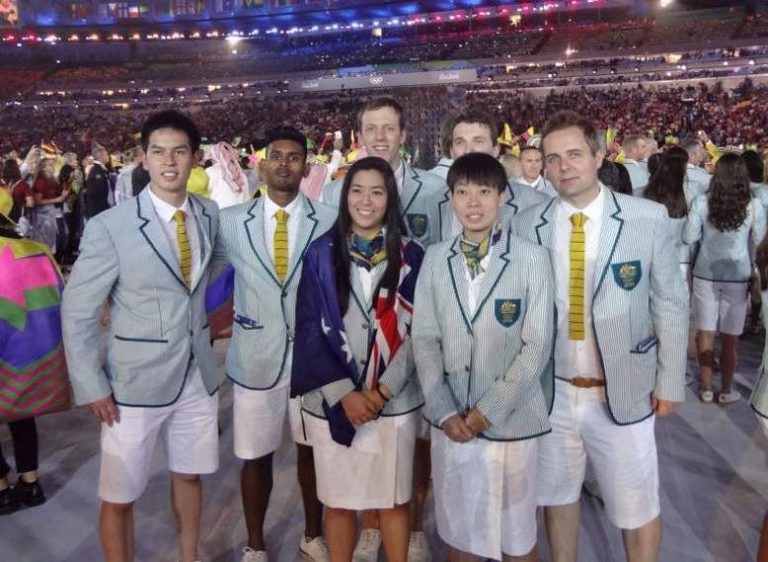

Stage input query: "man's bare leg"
[
  {"left": 622, "top": 516, "right": 661, "bottom": 562},
  {"left": 297, "top": 444, "right": 324, "bottom": 539},
  {"left": 543, "top": 503, "right": 580, "bottom": 562},
  {"left": 100, "top": 500, "right": 134, "bottom": 562},
  {"left": 241, "top": 454, "right": 273, "bottom": 550},
  {"left": 171, "top": 472, "right": 203, "bottom": 562}
]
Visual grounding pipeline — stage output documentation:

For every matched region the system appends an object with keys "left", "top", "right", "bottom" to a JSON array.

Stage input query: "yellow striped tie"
[
  {"left": 174, "top": 209, "right": 192, "bottom": 288},
  {"left": 569, "top": 212, "right": 587, "bottom": 340},
  {"left": 274, "top": 209, "right": 290, "bottom": 282}
]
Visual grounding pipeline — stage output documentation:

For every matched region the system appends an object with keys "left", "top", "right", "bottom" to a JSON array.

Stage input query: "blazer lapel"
[
  {"left": 136, "top": 189, "right": 187, "bottom": 290},
  {"left": 401, "top": 163, "right": 422, "bottom": 215},
  {"left": 447, "top": 239, "right": 473, "bottom": 334},
  {"left": 534, "top": 197, "right": 557, "bottom": 249},
  {"left": 437, "top": 188, "right": 452, "bottom": 240},
  {"left": 593, "top": 190, "right": 624, "bottom": 295},
  {"left": 504, "top": 181, "right": 519, "bottom": 214},
  {"left": 244, "top": 198, "right": 282, "bottom": 289},
  {"left": 471, "top": 231, "right": 511, "bottom": 324},
  {"left": 189, "top": 196, "right": 212, "bottom": 294},
  {"left": 284, "top": 196, "right": 319, "bottom": 288}
]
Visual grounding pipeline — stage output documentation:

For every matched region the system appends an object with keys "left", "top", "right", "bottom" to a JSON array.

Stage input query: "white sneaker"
[
  {"left": 241, "top": 547, "right": 268, "bottom": 562},
  {"left": 718, "top": 389, "right": 742, "bottom": 404},
  {"left": 353, "top": 529, "right": 382, "bottom": 562},
  {"left": 300, "top": 535, "right": 330, "bottom": 562},
  {"left": 407, "top": 531, "right": 431, "bottom": 562},
  {"left": 700, "top": 389, "right": 714, "bottom": 403}
]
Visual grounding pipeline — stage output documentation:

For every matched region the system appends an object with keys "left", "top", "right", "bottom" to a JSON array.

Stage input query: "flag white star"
[
  {"left": 321, "top": 316, "right": 330, "bottom": 335},
  {"left": 339, "top": 330, "right": 353, "bottom": 364}
]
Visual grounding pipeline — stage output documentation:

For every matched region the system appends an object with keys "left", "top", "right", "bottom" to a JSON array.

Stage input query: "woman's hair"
[
  {"left": 332, "top": 156, "right": 406, "bottom": 316},
  {"left": 742, "top": 150, "right": 764, "bottom": 184},
  {"left": 643, "top": 147, "right": 689, "bottom": 218},
  {"left": 613, "top": 163, "right": 633, "bottom": 195},
  {"left": 58, "top": 163, "right": 74, "bottom": 185},
  {"left": 1, "top": 159, "right": 20, "bottom": 185},
  {"left": 707, "top": 152, "right": 752, "bottom": 232}
]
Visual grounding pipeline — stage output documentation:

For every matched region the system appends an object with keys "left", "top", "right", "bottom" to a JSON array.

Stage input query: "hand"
[
  {"left": 652, "top": 397, "right": 677, "bottom": 417},
  {"left": 697, "top": 130, "right": 710, "bottom": 144},
  {"left": 440, "top": 414, "right": 474, "bottom": 443},
  {"left": 340, "top": 391, "right": 379, "bottom": 426},
  {"left": 361, "top": 389, "right": 387, "bottom": 412},
  {"left": 464, "top": 408, "right": 490, "bottom": 436},
  {"left": 88, "top": 396, "right": 119, "bottom": 426}
]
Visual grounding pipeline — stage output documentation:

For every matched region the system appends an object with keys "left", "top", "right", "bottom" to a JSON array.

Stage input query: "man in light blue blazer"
[
  {"left": 621, "top": 134, "right": 650, "bottom": 191},
  {"left": 436, "top": 110, "right": 550, "bottom": 241},
  {"left": 321, "top": 97, "right": 445, "bottom": 248},
  {"left": 511, "top": 112, "right": 688, "bottom": 562},
  {"left": 510, "top": 146, "right": 558, "bottom": 198},
  {"left": 214, "top": 127, "right": 336, "bottom": 562},
  {"left": 680, "top": 137, "right": 712, "bottom": 189},
  {"left": 62, "top": 110, "right": 220, "bottom": 562}
]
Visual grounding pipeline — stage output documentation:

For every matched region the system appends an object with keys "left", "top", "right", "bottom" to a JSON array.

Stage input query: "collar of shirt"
[
  {"left": 557, "top": 183, "right": 606, "bottom": 226},
  {"left": 263, "top": 191, "right": 303, "bottom": 221},
  {"left": 394, "top": 158, "right": 406, "bottom": 194},
  {"left": 147, "top": 187, "right": 190, "bottom": 224},
  {"left": 519, "top": 175, "right": 542, "bottom": 188}
]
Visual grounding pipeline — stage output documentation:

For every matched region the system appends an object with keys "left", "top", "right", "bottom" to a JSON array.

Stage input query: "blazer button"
[
  {"left": 464, "top": 366, "right": 470, "bottom": 372},
  {"left": 282, "top": 291, "right": 287, "bottom": 298},
  {"left": 362, "top": 323, "right": 369, "bottom": 330}
]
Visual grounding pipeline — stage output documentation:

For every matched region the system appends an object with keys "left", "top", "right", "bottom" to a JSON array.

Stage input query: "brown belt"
[{"left": 564, "top": 376, "right": 605, "bottom": 388}]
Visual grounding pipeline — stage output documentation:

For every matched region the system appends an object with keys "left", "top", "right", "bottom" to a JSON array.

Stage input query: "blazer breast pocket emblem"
[
  {"left": 406, "top": 213, "right": 428, "bottom": 238},
  {"left": 612, "top": 260, "right": 642, "bottom": 291},
  {"left": 495, "top": 299, "right": 521, "bottom": 327}
]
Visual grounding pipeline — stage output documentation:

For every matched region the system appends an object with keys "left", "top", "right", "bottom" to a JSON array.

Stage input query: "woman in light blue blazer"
[
  {"left": 683, "top": 153, "right": 767, "bottom": 404},
  {"left": 292, "top": 157, "right": 424, "bottom": 562},
  {"left": 643, "top": 146, "right": 697, "bottom": 284}
]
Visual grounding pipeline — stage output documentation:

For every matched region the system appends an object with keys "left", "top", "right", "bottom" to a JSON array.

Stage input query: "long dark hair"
[
  {"left": 708, "top": 152, "right": 752, "bottom": 232},
  {"left": 643, "top": 146, "right": 689, "bottom": 218},
  {"left": 757, "top": 231, "right": 768, "bottom": 289},
  {"left": 332, "top": 156, "right": 406, "bottom": 316}
]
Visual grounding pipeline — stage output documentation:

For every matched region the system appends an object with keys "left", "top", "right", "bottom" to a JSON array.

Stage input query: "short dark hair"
[
  {"left": 447, "top": 152, "right": 507, "bottom": 194},
  {"left": 264, "top": 126, "right": 308, "bottom": 160},
  {"left": 742, "top": 149, "right": 764, "bottom": 184},
  {"left": 356, "top": 97, "right": 405, "bottom": 132},
  {"left": 448, "top": 109, "right": 499, "bottom": 145},
  {"left": 519, "top": 145, "right": 542, "bottom": 157},
  {"left": 141, "top": 110, "right": 201, "bottom": 153},
  {"left": 541, "top": 111, "right": 600, "bottom": 156}
]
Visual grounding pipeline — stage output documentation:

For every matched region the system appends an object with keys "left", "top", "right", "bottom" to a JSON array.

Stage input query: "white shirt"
[
  {"left": 147, "top": 188, "right": 202, "bottom": 286},
  {"left": 394, "top": 159, "right": 407, "bottom": 195},
  {"left": 465, "top": 244, "right": 493, "bottom": 315},
  {"left": 518, "top": 175, "right": 545, "bottom": 190},
  {"left": 263, "top": 192, "right": 303, "bottom": 265},
  {"left": 553, "top": 186, "right": 606, "bottom": 381}
]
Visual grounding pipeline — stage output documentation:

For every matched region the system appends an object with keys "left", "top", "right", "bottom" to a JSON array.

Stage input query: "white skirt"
[
  {"left": 431, "top": 428, "right": 538, "bottom": 560},
  {"left": 307, "top": 410, "right": 418, "bottom": 510}
]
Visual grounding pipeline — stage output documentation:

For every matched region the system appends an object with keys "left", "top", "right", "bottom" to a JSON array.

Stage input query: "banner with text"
[{"left": 290, "top": 68, "right": 477, "bottom": 93}]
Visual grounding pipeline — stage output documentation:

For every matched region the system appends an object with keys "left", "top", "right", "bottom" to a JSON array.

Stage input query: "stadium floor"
[{"left": 1, "top": 334, "right": 766, "bottom": 562}]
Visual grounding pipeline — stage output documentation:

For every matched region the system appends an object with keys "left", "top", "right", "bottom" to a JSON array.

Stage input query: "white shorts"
[
  {"left": 431, "top": 428, "right": 537, "bottom": 560},
  {"left": 537, "top": 379, "right": 659, "bottom": 530},
  {"left": 98, "top": 372, "right": 219, "bottom": 504},
  {"left": 233, "top": 381, "right": 309, "bottom": 460},
  {"left": 307, "top": 411, "right": 418, "bottom": 510},
  {"left": 692, "top": 277, "right": 749, "bottom": 336}
]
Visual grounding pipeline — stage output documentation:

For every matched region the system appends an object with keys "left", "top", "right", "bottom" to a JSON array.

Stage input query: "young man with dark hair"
[
  {"left": 63, "top": 109, "right": 220, "bottom": 562},
  {"left": 214, "top": 126, "right": 336, "bottom": 562},
  {"left": 511, "top": 111, "right": 688, "bottom": 562},
  {"left": 414, "top": 152, "right": 554, "bottom": 562}
]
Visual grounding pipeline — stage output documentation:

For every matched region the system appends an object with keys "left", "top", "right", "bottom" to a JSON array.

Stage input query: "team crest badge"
[
  {"left": 612, "top": 260, "right": 642, "bottom": 290},
  {"left": 495, "top": 299, "right": 521, "bottom": 327},
  {"left": 406, "top": 214, "right": 428, "bottom": 238}
]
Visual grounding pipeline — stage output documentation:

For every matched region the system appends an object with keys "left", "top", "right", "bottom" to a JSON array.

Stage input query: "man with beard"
[{"left": 214, "top": 127, "right": 336, "bottom": 562}]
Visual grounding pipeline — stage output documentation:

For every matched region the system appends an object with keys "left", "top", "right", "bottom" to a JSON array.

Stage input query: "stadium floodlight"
[
  {"left": 660, "top": 0, "right": 673, "bottom": 6},
  {"left": 226, "top": 35, "right": 242, "bottom": 45}
]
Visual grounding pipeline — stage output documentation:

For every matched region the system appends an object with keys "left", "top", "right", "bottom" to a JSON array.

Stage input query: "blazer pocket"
[
  {"left": 234, "top": 314, "right": 264, "bottom": 330},
  {"left": 630, "top": 335, "right": 658, "bottom": 354},
  {"left": 114, "top": 335, "right": 169, "bottom": 343}
]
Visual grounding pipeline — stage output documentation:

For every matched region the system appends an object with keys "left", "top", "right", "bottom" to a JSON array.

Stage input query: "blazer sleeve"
[
  {"left": 412, "top": 246, "right": 461, "bottom": 423},
  {"left": 682, "top": 195, "right": 704, "bottom": 245},
  {"left": 650, "top": 207, "right": 690, "bottom": 402},
  {"left": 474, "top": 246, "right": 555, "bottom": 427},
  {"left": 61, "top": 217, "right": 119, "bottom": 405}
]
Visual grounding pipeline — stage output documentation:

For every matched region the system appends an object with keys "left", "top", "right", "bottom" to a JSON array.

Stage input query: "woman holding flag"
[{"left": 291, "top": 156, "right": 424, "bottom": 562}]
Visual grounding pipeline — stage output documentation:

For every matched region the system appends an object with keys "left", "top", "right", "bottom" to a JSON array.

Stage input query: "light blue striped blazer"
[
  {"left": 751, "top": 289, "right": 768, "bottom": 418},
  {"left": 214, "top": 194, "right": 336, "bottom": 389},
  {"left": 511, "top": 189, "right": 689, "bottom": 424},
  {"left": 412, "top": 229, "right": 554, "bottom": 441},
  {"left": 683, "top": 195, "right": 766, "bottom": 282},
  {"left": 321, "top": 161, "right": 446, "bottom": 248},
  {"left": 301, "top": 256, "right": 424, "bottom": 418},
  {"left": 62, "top": 189, "right": 220, "bottom": 406}
]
